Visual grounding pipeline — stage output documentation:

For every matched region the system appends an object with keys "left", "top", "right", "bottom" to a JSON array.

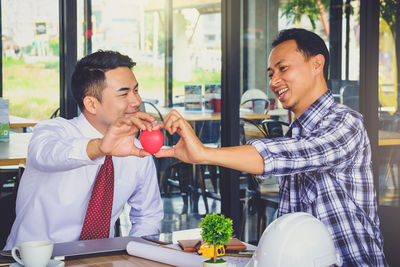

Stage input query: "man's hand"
[
  {"left": 154, "top": 109, "right": 207, "bottom": 164},
  {"left": 88, "top": 112, "right": 156, "bottom": 159},
  {"left": 153, "top": 109, "right": 264, "bottom": 174}
]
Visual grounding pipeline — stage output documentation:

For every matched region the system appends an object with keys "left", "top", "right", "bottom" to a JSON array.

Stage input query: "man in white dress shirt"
[{"left": 4, "top": 50, "right": 163, "bottom": 249}]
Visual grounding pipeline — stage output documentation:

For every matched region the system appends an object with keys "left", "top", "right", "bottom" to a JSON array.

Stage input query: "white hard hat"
[
  {"left": 241, "top": 89, "right": 268, "bottom": 106},
  {"left": 246, "top": 212, "right": 343, "bottom": 267}
]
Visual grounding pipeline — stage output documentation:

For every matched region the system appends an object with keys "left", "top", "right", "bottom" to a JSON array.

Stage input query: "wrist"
[
  {"left": 87, "top": 138, "right": 105, "bottom": 160},
  {"left": 200, "top": 146, "right": 215, "bottom": 165}
]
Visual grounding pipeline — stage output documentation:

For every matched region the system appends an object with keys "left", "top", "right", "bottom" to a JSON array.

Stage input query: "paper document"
[
  {"left": 126, "top": 240, "right": 254, "bottom": 267},
  {"left": 126, "top": 240, "right": 204, "bottom": 267}
]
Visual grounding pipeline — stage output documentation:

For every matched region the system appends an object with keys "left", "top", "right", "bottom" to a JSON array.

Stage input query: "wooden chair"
[
  {"left": 239, "top": 118, "right": 286, "bottom": 241},
  {"left": 50, "top": 107, "right": 60, "bottom": 119},
  {"left": 0, "top": 166, "right": 24, "bottom": 248}
]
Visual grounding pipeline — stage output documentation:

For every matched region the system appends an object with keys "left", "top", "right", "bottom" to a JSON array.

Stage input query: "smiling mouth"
[
  {"left": 125, "top": 111, "right": 138, "bottom": 116},
  {"left": 277, "top": 88, "right": 288, "bottom": 100}
]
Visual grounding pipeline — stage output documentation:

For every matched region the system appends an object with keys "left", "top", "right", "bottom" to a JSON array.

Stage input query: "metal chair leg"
[{"left": 198, "top": 166, "right": 209, "bottom": 214}]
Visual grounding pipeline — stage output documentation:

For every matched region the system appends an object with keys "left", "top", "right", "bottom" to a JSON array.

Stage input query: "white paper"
[
  {"left": 172, "top": 228, "right": 201, "bottom": 244},
  {"left": 126, "top": 240, "right": 205, "bottom": 267}
]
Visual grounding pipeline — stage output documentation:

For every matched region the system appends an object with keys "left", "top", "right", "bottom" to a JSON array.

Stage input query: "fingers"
[
  {"left": 154, "top": 147, "right": 175, "bottom": 158},
  {"left": 163, "top": 109, "right": 191, "bottom": 135},
  {"left": 116, "top": 112, "right": 156, "bottom": 132},
  {"left": 152, "top": 122, "right": 163, "bottom": 131},
  {"left": 132, "top": 112, "right": 156, "bottom": 131},
  {"left": 137, "top": 148, "right": 152, "bottom": 158}
]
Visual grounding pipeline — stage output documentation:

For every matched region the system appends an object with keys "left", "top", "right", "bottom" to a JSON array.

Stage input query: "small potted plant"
[{"left": 199, "top": 213, "right": 233, "bottom": 266}]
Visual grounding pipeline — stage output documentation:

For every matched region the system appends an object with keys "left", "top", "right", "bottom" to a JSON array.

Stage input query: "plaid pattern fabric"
[{"left": 248, "top": 92, "right": 387, "bottom": 266}]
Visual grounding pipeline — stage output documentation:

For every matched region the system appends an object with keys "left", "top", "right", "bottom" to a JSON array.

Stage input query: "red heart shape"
[{"left": 139, "top": 130, "right": 164, "bottom": 154}]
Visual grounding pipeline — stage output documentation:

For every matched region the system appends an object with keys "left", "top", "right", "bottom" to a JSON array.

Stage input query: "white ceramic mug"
[{"left": 11, "top": 240, "right": 53, "bottom": 267}]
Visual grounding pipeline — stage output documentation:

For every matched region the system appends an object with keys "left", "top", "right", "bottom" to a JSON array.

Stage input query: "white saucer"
[{"left": 10, "top": 259, "right": 65, "bottom": 267}]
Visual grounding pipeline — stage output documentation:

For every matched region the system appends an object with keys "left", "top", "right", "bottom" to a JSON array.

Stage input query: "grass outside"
[
  {"left": 135, "top": 64, "right": 221, "bottom": 102},
  {"left": 3, "top": 58, "right": 221, "bottom": 120},
  {"left": 3, "top": 58, "right": 60, "bottom": 120}
]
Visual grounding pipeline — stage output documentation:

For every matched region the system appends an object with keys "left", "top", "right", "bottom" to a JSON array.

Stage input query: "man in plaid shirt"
[{"left": 157, "top": 28, "right": 387, "bottom": 266}]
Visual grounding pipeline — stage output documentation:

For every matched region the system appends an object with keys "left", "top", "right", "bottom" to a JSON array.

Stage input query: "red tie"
[{"left": 79, "top": 155, "right": 114, "bottom": 240}]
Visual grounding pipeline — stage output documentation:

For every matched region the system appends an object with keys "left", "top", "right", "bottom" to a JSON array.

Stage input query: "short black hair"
[
  {"left": 71, "top": 50, "right": 136, "bottom": 111},
  {"left": 272, "top": 28, "right": 329, "bottom": 81}
]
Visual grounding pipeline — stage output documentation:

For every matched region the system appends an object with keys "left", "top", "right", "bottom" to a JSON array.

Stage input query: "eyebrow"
[{"left": 117, "top": 83, "right": 139, "bottom": 92}]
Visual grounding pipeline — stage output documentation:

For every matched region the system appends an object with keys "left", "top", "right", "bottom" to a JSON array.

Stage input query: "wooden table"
[
  {"left": 9, "top": 116, "right": 38, "bottom": 129},
  {"left": 150, "top": 106, "right": 272, "bottom": 121},
  {"left": 378, "top": 130, "right": 400, "bottom": 206},
  {"left": 0, "top": 133, "right": 32, "bottom": 166},
  {"left": 9, "top": 115, "right": 38, "bottom": 133},
  {"left": 65, "top": 253, "right": 173, "bottom": 266},
  {"left": 379, "top": 130, "right": 400, "bottom": 146}
]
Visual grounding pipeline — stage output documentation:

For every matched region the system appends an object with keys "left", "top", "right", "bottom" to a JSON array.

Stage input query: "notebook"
[{"left": 52, "top": 236, "right": 152, "bottom": 260}]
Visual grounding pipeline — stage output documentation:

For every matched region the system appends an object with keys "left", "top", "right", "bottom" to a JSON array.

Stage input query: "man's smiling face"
[
  {"left": 93, "top": 66, "right": 142, "bottom": 132},
  {"left": 268, "top": 39, "right": 318, "bottom": 117}
]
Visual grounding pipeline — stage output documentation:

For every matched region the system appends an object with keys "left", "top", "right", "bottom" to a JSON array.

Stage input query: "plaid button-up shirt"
[{"left": 248, "top": 92, "right": 387, "bottom": 266}]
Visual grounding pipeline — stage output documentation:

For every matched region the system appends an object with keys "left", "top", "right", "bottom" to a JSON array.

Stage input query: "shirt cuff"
[
  {"left": 130, "top": 222, "right": 161, "bottom": 238},
  {"left": 247, "top": 138, "right": 275, "bottom": 177},
  {"left": 68, "top": 137, "right": 104, "bottom": 165}
]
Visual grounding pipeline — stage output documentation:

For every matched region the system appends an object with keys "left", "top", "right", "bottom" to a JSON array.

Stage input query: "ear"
[
  {"left": 312, "top": 54, "right": 325, "bottom": 76},
  {"left": 83, "top": 96, "right": 99, "bottom": 115}
]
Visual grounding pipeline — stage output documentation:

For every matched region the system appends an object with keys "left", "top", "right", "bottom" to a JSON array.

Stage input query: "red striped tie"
[{"left": 79, "top": 155, "right": 114, "bottom": 240}]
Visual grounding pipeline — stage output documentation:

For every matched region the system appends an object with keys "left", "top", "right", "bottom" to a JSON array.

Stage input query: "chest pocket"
[{"left": 298, "top": 173, "right": 318, "bottom": 208}]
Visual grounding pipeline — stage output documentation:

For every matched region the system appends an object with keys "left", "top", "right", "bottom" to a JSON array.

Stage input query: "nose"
[
  {"left": 128, "top": 91, "right": 141, "bottom": 107},
  {"left": 269, "top": 74, "right": 281, "bottom": 89}
]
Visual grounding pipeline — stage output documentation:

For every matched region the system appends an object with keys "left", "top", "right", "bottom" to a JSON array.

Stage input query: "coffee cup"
[{"left": 12, "top": 240, "right": 53, "bottom": 267}]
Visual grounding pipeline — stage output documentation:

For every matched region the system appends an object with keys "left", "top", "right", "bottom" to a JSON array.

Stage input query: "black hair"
[
  {"left": 272, "top": 28, "right": 329, "bottom": 81},
  {"left": 71, "top": 50, "right": 136, "bottom": 111}
]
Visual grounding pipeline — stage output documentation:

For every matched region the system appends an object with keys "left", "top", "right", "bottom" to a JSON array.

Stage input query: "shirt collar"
[
  {"left": 290, "top": 91, "right": 335, "bottom": 135},
  {"left": 76, "top": 113, "right": 104, "bottom": 139}
]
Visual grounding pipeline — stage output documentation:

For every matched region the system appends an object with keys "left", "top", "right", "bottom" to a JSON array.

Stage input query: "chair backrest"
[
  {"left": 50, "top": 107, "right": 60, "bottom": 119},
  {"left": 260, "top": 119, "right": 289, "bottom": 138},
  {"left": 240, "top": 118, "right": 289, "bottom": 144},
  {"left": 0, "top": 166, "right": 23, "bottom": 248},
  {"left": 241, "top": 118, "right": 268, "bottom": 144},
  {"left": 0, "top": 193, "right": 16, "bottom": 248},
  {"left": 241, "top": 89, "right": 270, "bottom": 114},
  {"left": 141, "top": 101, "right": 163, "bottom": 121},
  {"left": 340, "top": 83, "right": 359, "bottom": 111}
]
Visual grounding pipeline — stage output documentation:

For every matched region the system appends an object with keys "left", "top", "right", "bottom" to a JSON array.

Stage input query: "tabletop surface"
[
  {"left": 150, "top": 106, "right": 278, "bottom": 121},
  {"left": 0, "top": 133, "right": 32, "bottom": 166},
  {"left": 379, "top": 130, "right": 400, "bottom": 146},
  {"left": 65, "top": 253, "right": 173, "bottom": 266},
  {"left": 9, "top": 115, "right": 38, "bottom": 128}
]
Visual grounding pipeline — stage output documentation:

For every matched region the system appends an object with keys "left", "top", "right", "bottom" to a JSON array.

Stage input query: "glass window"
[
  {"left": 82, "top": 0, "right": 223, "bottom": 238},
  {"left": 2, "top": 0, "right": 60, "bottom": 120},
  {"left": 85, "top": 0, "right": 165, "bottom": 104},
  {"left": 240, "top": 0, "right": 361, "bottom": 242},
  {"left": 171, "top": 4, "right": 221, "bottom": 107},
  {"left": 241, "top": 1, "right": 361, "bottom": 114},
  {"left": 76, "top": 0, "right": 222, "bottom": 114},
  {"left": 378, "top": 1, "right": 400, "bottom": 207}
]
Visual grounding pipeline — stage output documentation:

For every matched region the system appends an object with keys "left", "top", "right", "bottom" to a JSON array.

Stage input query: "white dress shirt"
[{"left": 4, "top": 114, "right": 163, "bottom": 249}]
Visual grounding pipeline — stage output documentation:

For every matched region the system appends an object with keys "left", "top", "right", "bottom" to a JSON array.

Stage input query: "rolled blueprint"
[{"left": 126, "top": 240, "right": 205, "bottom": 267}]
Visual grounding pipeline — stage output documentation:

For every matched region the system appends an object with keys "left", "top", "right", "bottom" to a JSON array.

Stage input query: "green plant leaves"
[{"left": 199, "top": 213, "right": 233, "bottom": 246}]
